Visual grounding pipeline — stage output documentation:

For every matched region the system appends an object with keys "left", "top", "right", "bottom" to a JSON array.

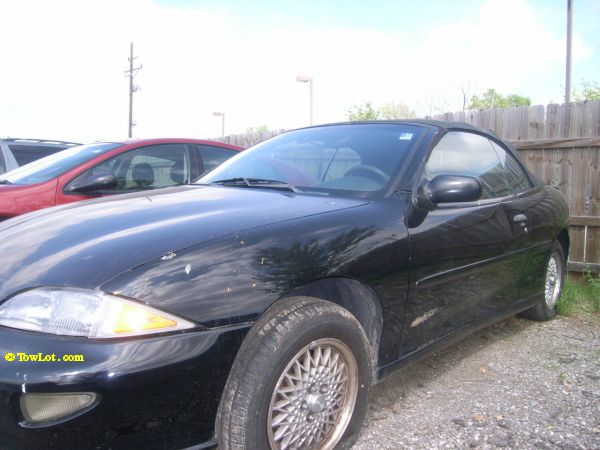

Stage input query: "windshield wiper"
[
  {"left": 0, "top": 180, "right": 12, "bottom": 185},
  {"left": 211, "top": 177, "right": 252, "bottom": 187},
  {"left": 211, "top": 177, "right": 303, "bottom": 193}
]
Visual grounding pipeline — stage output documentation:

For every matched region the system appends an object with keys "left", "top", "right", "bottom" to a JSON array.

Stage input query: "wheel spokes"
[
  {"left": 544, "top": 253, "right": 561, "bottom": 308},
  {"left": 268, "top": 338, "right": 358, "bottom": 450}
]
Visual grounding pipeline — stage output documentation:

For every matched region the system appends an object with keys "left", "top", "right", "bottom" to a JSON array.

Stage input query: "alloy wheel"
[
  {"left": 544, "top": 252, "right": 562, "bottom": 308},
  {"left": 267, "top": 338, "right": 358, "bottom": 450}
]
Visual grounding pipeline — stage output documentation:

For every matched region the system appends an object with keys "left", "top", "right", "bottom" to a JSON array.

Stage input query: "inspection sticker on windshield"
[{"left": 399, "top": 133, "right": 413, "bottom": 140}]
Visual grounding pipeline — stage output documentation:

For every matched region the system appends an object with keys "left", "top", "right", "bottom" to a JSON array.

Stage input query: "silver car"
[{"left": 0, "top": 138, "right": 80, "bottom": 175}]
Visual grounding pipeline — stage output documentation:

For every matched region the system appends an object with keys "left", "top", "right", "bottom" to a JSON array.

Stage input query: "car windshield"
[
  {"left": 0, "top": 142, "right": 122, "bottom": 185},
  {"left": 199, "top": 123, "right": 424, "bottom": 197}
]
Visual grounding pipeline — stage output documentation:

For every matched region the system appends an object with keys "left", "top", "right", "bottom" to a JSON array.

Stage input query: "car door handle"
[
  {"left": 513, "top": 214, "right": 529, "bottom": 233},
  {"left": 513, "top": 214, "right": 527, "bottom": 224},
  {"left": 513, "top": 214, "right": 528, "bottom": 224}
]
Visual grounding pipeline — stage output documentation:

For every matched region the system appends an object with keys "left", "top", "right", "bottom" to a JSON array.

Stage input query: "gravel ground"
[{"left": 355, "top": 315, "right": 600, "bottom": 450}]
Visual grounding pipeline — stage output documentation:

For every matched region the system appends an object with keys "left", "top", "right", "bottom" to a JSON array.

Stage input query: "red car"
[{"left": 0, "top": 138, "right": 242, "bottom": 219}]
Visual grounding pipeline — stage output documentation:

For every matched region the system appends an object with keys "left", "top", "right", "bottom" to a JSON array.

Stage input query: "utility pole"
[
  {"left": 126, "top": 42, "right": 142, "bottom": 138},
  {"left": 565, "top": 0, "right": 573, "bottom": 103}
]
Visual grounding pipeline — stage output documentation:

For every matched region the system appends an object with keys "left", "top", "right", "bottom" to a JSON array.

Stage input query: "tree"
[
  {"left": 245, "top": 125, "right": 270, "bottom": 134},
  {"left": 467, "top": 88, "right": 531, "bottom": 109},
  {"left": 346, "top": 102, "right": 380, "bottom": 121},
  {"left": 346, "top": 101, "right": 416, "bottom": 121},
  {"left": 459, "top": 83, "right": 473, "bottom": 112},
  {"left": 573, "top": 80, "right": 600, "bottom": 102},
  {"left": 378, "top": 102, "right": 416, "bottom": 120}
]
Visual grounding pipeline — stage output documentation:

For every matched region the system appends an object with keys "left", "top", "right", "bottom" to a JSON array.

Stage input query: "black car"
[{"left": 0, "top": 121, "right": 569, "bottom": 450}]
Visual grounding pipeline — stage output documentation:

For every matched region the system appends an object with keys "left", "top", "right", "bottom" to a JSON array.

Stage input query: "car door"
[
  {"left": 400, "top": 131, "right": 526, "bottom": 354},
  {"left": 195, "top": 144, "right": 239, "bottom": 176},
  {"left": 0, "top": 147, "right": 6, "bottom": 175},
  {"left": 58, "top": 144, "right": 192, "bottom": 204},
  {"left": 487, "top": 139, "right": 550, "bottom": 303}
]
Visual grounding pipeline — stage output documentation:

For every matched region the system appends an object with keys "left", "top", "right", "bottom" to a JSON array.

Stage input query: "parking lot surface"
[{"left": 356, "top": 315, "right": 600, "bottom": 449}]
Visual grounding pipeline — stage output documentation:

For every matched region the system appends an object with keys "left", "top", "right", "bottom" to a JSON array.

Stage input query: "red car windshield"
[{"left": 0, "top": 143, "right": 121, "bottom": 185}]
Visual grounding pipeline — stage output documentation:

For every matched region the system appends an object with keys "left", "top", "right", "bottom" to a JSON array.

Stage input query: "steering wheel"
[{"left": 343, "top": 164, "right": 389, "bottom": 185}]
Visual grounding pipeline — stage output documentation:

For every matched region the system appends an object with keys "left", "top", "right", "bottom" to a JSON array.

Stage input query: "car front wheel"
[{"left": 216, "top": 296, "right": 372, "bottom": 449}]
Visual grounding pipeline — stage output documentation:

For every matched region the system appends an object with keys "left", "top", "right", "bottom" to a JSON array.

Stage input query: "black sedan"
[{"left": 0, "top": 121, "right": 569, "bottom": 450}]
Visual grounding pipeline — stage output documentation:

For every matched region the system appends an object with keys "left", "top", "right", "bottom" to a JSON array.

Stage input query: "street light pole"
[
  {"left": 296, "top": 76, "right": 313, "bottom": 125},
  {"left": 213, "top": 112, "right": 225, "bottom": 137},
  {"left": 565, "top": 0, "right": 573, "bottom": 103}
]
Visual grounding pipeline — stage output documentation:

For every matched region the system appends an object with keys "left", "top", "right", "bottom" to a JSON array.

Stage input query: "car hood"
[
  {"left": 0, "top": 184, "right": 25, "bottom": 191},
  {"left": 0, "top": 185, "right": 368, "bottom": 299},
  {"left": 0, "top": 180, "right": 57, "bottom": 217}
]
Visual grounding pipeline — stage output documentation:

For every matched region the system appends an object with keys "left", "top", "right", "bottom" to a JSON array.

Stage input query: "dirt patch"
[{"left": 355, "top": 315, "right": 600, "bottom": 449}]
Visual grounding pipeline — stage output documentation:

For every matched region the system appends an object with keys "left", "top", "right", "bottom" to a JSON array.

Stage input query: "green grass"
[
  {"left": 557, "top": 275, "right": 600, "bottom": 317},
  {"left": 557, "top": 282, "right": 582, "bottom": 316},
  {"left": 586, "top": 272, "right": 600, "bottom": 313},
  {"left": 558, "top": 372, "right": 566, "bottom": 384}
]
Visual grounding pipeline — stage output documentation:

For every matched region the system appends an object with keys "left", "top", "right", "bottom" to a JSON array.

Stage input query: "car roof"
[
  {"left": 0, "top": 138, "right": 81, "bottom": 147},
  {"left": 97, "top": 137, "right": 243, "bottom": 151},
  {"left": 299, "top": 120, "right": 498, "bottom": 139}
]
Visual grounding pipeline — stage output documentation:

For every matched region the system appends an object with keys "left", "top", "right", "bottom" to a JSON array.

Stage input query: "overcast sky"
[{"left": 1, "top": 0, "right": 598, "bottom": 142}]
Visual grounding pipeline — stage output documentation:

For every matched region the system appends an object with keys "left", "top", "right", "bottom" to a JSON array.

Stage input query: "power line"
[{"left": 125, "top": 42, "right": 142, "bottom": 138}]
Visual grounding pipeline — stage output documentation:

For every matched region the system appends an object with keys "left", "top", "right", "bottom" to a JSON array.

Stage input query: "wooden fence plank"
[
  {"left": 569, "top": 227, "right": 585, "bottom": 264},
  {"left": 512, "top": 137, "right": 600, "bottom": 149},
  {"left": 567, "top": 261, "right": 600, "bottom": 273},
  {"left": 569, "top": 216, "right": 600, "bottom": 226},
  {"left": 587, "top": 227, "right": 600, "bottom": 267},
  {"left": 529, "top": 104, "right": 545, "bottom": 140},
  {"left": 546, "top": 104, "right": 559, "bottom": 139}
]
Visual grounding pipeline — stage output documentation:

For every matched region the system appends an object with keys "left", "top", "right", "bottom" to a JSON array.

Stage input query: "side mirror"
[
  {"left": 67, "top": 174, "right": 118, "bottom": 194},
  {"left": 416, "top": 175, "right": 481, "bottom": 210}
]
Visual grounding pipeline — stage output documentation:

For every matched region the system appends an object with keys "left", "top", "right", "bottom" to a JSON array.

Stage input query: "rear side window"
[
  {"left": 424, "top": 132, "right": 505, "bottom": 199},
  {"left": 197, "top": 145, "right": 238, "bottom": 174},
  {"left": 488, "top": 140, "right": 532, "bottom": 195},
  {"left": 0, "top": 152, "right": 5, "bottom": 174},
  {"left": 8, "top": 144, "right": 63, "bottom": 166}
]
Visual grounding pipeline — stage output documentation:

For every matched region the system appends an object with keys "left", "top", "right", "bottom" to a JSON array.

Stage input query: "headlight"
[{"left": 0, "top": 288, "right": 194, "bottom": 338}]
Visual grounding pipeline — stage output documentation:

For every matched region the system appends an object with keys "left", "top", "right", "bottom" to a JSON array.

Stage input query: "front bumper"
[{"left": 0, "top": 323, "right": 250, "bottom": 450}]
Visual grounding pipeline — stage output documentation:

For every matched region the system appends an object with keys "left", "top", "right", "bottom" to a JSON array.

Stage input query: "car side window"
[
  {"left": 0, "top": 151, "right": 5, "bottom": 174},
  {"left": 8, "top": 144, "right": 61, "bottom": 166},
  {"left": 488, "top": 140, "right": 533, "bottom": 195},
  {"left": 197, "top": 145, "right": 238, "bottom": 174},
  {"left": 73, "top": 144, "right": 189, "bottom": 192},
  {"left": 424, "top": 131, "right": 506, "bottom": 199}
]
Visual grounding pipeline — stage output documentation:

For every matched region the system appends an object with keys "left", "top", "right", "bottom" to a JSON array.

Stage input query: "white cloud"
[{"left": 0, "top": 0, "right": 595, "bottom": 142}]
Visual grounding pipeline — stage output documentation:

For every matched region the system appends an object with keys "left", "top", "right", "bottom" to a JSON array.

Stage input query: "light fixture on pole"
[
  {"left": 213, "top": 112, "right": 225, "bottom": 137},
  {"left": 296, "top": 76, "right": 313, "bottom": 125}
]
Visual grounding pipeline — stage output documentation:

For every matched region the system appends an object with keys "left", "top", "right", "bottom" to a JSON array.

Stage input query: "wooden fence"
[{"left": 214, "top": 100, "right": 600, "bottom": 272}]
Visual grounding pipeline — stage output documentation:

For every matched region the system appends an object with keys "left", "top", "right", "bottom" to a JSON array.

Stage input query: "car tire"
[
  {"left": 519, "top": 242, "right": 565, "bottom": 321},
  {"left": 216, "top": 296, "right": 372, "bottom": 450}
]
